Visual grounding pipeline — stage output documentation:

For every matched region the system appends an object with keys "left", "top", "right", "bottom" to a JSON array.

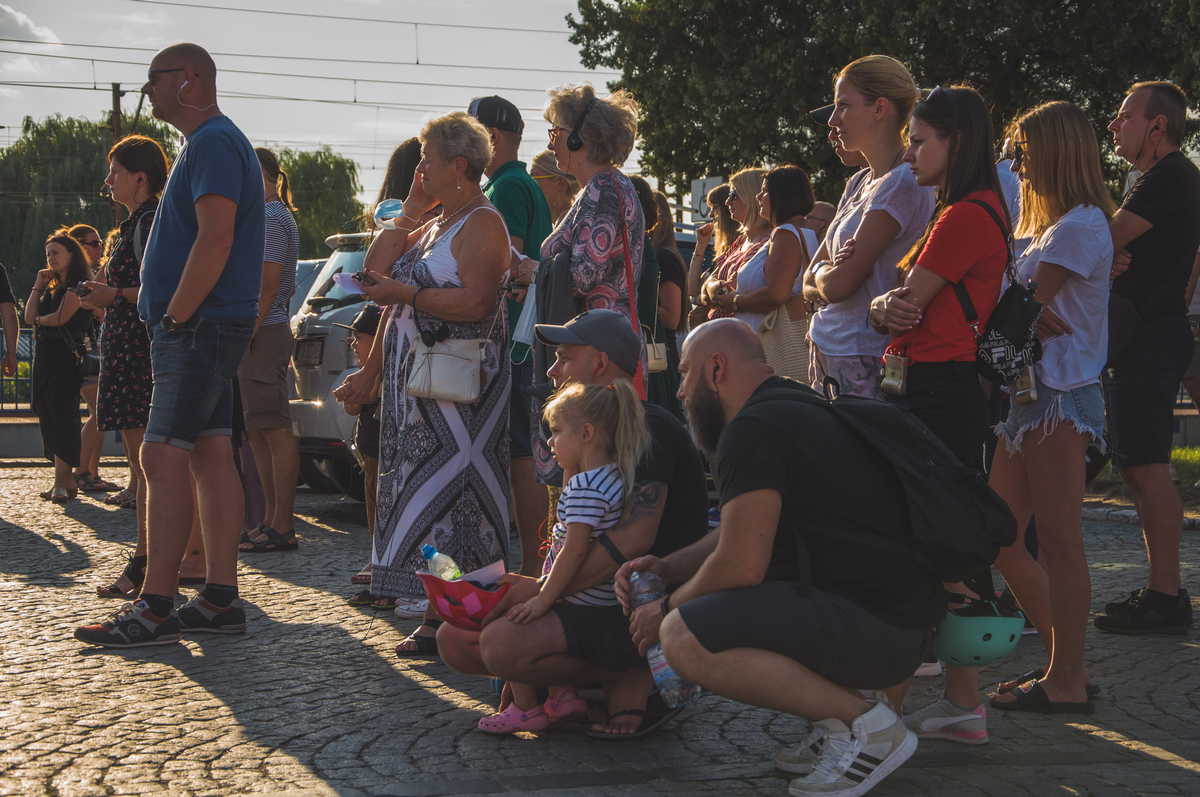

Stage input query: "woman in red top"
[
  {"left": 868, "top": 85, "right": 1010, "bottom": 742},
  {"left": 869, "top": 85, "right": 1009, "bottom": 471}
]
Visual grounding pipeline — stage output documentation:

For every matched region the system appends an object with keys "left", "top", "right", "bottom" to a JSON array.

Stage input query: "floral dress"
[{"left": 98, "top": 199, "right": 156, "bottom": 431}]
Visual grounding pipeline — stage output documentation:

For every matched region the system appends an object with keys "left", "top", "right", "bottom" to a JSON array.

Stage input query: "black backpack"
[{"left": 744, "top": 380, "right": 1016, "bottom": 584}]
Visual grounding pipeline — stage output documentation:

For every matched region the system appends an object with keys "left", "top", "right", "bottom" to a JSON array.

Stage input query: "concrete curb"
[{"left": 1081, "top": 505, "right": 1200, "bottom": 529}]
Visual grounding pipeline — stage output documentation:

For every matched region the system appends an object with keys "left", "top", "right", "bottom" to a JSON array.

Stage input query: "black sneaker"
[
  {"left": 177, "top": 595, "right": 247, "bottom": 635},
  {"left": 1104, "top": 588, "right": 1146, "bottom": 615},
  {"left": 1095, "top": 588, "right": 1193, "bottom": 636},
  {"left": 74, "top": 599, "right": 182, "bottom": 648}
]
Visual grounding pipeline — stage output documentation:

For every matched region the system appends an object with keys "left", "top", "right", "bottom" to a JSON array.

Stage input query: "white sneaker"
[
  {"left": 788, "top": 702, "right": 917, "bottom": 797},
  {"left": 775, "top": 722, "right": 827, "bottom": 774},
  {"left": 393, "top": 597, "right": 429, "bottom": 619},
  {"left": 914, "top": 659, "right": 943, "bottom": 677},
  {"left": 903, "top": 698, "right": 988, "bottom": 745}
]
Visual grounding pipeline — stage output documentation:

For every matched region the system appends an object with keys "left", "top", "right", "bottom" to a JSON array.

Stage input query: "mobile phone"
[
  {"left": 879, "top": 353, "right": 910, "bottom": 397},
  {"left": 352, "top": 272, "right": 377, "bottom": 286},
  {"left": 72, "top": 285, "right": 92, "bottom": 297}
]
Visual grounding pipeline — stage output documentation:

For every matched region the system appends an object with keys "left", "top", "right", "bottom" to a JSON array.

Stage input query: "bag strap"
[
  {"left": 614, "top": 179, "right": 647, "bottom": 398},
  {"left": 132, "top": 211, "right": 151, "bottom": 265},
  {"left": 950, "top": 198, "right": 1014, "bottom": 338}
]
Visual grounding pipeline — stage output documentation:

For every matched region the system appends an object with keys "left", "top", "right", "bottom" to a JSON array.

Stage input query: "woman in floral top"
[
  {"left": 534, "top": 84, "right": 644, "bottom": 484},
  {"left": 78, "top": 134, "right": 171, "bottom": 600}
]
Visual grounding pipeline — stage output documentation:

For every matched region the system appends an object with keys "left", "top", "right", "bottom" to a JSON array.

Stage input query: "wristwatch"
[{"left": 162, "top": 313, "right": 185, "bottom": 332}]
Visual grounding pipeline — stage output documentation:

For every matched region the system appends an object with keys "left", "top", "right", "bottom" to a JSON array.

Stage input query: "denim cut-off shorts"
[
  {"left": 145, "top": 317, "right": 254, "bottom": 451},
  {"left": 995, "top": 376, "right": 1105, "bottom": 455}
]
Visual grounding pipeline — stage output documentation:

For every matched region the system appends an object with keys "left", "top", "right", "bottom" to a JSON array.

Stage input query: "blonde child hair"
[{"left": 543, "top": 379, "right": 648, "bottom": 516}]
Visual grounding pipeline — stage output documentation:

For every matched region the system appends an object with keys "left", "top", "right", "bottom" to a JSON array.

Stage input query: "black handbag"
[{"left": 951, "top": 199, "right": 1043, "bottom": 385}]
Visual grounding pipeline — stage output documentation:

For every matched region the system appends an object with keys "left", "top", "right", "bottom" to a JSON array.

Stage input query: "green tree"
[
  {"left": 277, "top": 147, "right": 364, "bottom": 258},
  {"left": 0, "top": 113, "right": 181, "bottom": 299},
  {"left": 568, "top": 0, "right": 1200, "bottom": 200}
]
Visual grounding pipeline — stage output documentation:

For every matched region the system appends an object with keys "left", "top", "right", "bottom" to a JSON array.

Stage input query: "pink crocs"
[
  {"left": 544, "top": 690, "right": 587, "bottom": 723},
  {"left": 476, "top": 703, "right": 551, "bottom": 734}
]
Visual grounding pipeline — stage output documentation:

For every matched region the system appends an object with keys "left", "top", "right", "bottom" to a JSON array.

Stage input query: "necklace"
[{"left": 424, "top": 193, "right": 487, "bottom": 249}]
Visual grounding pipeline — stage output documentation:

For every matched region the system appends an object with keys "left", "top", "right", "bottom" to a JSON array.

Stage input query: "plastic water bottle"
[
  {"left": 629, "top": 571, "right": 701, "bottom": 708},
  {"left": 421, "top": 544, "right": 462, "bottom": 580}
]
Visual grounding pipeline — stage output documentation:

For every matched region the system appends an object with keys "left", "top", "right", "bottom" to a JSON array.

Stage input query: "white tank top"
[{"left": 734, "top": 223, "right": 816, "bottom": 332}]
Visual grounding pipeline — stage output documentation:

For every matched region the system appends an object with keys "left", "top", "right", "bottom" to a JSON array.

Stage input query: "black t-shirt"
[
  {"left": 355, "top": 401, "right": 380, "bottom": 460},
  {"left": 715, "top": 377, "right": 944, "bottom": 629},
  {"left": 641, "top": 402, "right": 708, "bottom": 558},
  {"left": 1113, "top": 151, "right": 1200, "bottom": 320},
  {"left": 0, "top": 263, "right": 15, "bottom": 305},
  {"left": 656, "top": 247, "right": 686, "bottom": 292}
]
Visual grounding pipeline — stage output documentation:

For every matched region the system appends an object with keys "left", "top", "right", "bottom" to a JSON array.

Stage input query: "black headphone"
[{"left": 567, "top": 97, "right": 597, "bottom": 152}]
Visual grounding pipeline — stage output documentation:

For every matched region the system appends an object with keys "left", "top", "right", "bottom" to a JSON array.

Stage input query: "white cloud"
[
  {"left": 0, "top": 3, "right": 60, "bottom": 43},
  {"left": 0, "top": 54, "right": 38, "bottom": 74}
]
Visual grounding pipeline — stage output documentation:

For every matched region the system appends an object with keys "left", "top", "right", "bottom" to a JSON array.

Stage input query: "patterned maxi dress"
[{"left": 370, "top": 207, "right": 513, "bottom": 599}]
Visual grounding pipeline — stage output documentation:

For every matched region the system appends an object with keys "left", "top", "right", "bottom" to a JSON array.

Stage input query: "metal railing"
[{"left": 0, "top": 329, "right": 33, "bottom": 415}]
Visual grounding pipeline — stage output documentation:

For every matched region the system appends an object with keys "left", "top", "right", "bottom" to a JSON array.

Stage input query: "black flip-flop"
[
  {"left": 587, "top": 700, "right": 683, "bottom": 740},
  {"left": 347, "top": 589, "right": 376, "bottom": 606},
  {"left": 990, "top": 681, "right": 1094, "bottom": 715},
  {"left": 995, "top": 668, "right": 1100, "bottom": 699}
]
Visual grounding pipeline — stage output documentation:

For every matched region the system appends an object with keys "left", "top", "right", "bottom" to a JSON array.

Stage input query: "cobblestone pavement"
[{"left": 1, "top": 460, "right": 1198, "bottom": 797}]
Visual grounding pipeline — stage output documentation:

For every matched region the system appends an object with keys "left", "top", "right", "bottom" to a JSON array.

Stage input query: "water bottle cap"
[{"left": 420, "top": 544, "right": 436, "bottom": 559}]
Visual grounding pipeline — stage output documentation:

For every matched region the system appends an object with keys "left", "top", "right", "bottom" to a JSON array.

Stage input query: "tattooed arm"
[{"left": 562, "top": 481, "right": 667, "bottom": 594}]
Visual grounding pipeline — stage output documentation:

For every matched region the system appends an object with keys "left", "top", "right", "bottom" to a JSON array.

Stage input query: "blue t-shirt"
[{"left": 138, "top": 115, "right": 265, "bottom": 323}]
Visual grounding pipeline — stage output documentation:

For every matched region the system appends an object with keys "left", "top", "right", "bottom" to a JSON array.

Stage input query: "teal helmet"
[{"left": 932, "top": 599, "right": 1025, "bottom": 667}]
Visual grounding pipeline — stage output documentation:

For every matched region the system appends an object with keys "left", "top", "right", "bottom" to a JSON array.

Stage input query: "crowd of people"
[{"left": 0, "top": 41, "right": 1195, "bottom": 797}]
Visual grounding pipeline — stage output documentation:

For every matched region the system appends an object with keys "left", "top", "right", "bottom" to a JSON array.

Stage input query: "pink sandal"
[
  {"left": 544, "top": 690, "right": 587, "bottom": 723},
  {"left": 476, "top": 703, "right": 550, "bottom": 734}
]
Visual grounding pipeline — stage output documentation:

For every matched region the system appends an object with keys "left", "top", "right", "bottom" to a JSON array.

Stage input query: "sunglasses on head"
[{"left": 1012, "top": 142, "right": 1025, "bottom": 172}]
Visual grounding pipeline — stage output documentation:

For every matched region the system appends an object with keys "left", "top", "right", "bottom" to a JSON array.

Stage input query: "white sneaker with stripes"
[
  {"left": 774, "top": 722, "right": 827, "bottom": 775},
  {"left": 788, "top": 701, "right": 917, "bottom": 797}
]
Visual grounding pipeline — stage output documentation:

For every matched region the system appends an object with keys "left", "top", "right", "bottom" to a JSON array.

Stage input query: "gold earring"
[{"left": 457, "top": 183, "right": 462, "bottom": 191}]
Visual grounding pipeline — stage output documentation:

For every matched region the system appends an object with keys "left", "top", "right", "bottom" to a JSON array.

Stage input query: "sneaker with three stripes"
[
  {"left": 788, "top": 701, "right": 916, "bottom": 797},
  {"left": 903, "top": 697, "right": 988, "bottom": 745},
  {"left": 774, "top": 722, "right": 827, "bottom": 775}
]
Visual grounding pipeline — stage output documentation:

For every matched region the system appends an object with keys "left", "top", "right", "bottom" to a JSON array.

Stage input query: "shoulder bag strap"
[
  {"left": 950, "top": 198, "right": 1014, "bottom": 338},
  {"left": 132, "top": 212, "right": 151, "bottom": 265},
  {"left": 613, "top": 180, "right": 647, "bottom": 398}
]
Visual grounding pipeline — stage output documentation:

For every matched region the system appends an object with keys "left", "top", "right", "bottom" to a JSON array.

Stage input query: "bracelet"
[
  {"left": 812, "top": 259, "right": 833, "bottom": 276},
  {"left": 410, "top": 286, "right": 425, "bottom": 310},
  {"left": 732, "top": 294, "right": 740, "bottom": 312}
]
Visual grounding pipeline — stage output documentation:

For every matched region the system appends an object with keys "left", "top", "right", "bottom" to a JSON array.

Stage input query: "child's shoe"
[{"left": 476, "top": 703, "right": 551, "bottom": 734}]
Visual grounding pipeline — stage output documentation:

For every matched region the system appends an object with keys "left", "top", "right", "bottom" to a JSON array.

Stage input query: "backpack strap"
[
  {"left": 950, "top": 198, "right": 1013, "bottom": 339},
  {"left": 131, "top": 212, "right": 151, "bottom": 265}
]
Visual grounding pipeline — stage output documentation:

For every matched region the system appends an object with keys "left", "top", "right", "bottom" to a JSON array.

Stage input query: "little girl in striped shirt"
[{"left": 477, "top": 379, "right": 648, "bottom": 734}]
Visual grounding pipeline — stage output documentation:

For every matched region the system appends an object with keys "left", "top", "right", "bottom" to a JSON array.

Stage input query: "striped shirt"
[
  {"left": 543, "top": 463, "right": 624, "bottom": 607},
  {"left": 263, "top": 200, "right": 299, "bottom": 326}
]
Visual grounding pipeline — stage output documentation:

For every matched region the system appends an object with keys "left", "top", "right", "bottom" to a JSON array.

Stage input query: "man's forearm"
[
  {"left": 166, "top": 232, "right": 233, "bottom": 321},
  {"left": 661, "top": 528, "right": 721, "bottom": 589}
]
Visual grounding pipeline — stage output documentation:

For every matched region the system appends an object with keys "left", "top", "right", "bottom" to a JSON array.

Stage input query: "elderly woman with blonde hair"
[
  {"left": 531, "top": 83, "right": 646, "bottom": 483},
  {"left": 335, "top": 111, "right": 513, "bottom": 656}
]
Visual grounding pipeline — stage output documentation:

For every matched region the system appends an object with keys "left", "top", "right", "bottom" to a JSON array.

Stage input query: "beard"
[{"left": 684, "top": 377, "right": 726, "bottom": 458}]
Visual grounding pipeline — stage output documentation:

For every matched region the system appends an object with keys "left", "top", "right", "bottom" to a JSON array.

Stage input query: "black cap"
[
  {"left": 808, "top": 104, "right": 834, "bottom": 125},
  {"left": 535, "top": 309, "right": 641, "bottom": 377},
  {"left": 332, "top": 303, "right": 382, "bottom": 336},
  {"left": 468, "top": 95, "right": 524, "bottom": 135}
]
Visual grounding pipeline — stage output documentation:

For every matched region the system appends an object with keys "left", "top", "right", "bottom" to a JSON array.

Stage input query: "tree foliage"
[
  {"left": 0, "top": 117, "right": 364, "bottom": 300},
  {"left": 0, "top": 113, "right": 180, "bottom": 298},
  {"left": 278, "top": 147, "right": 364, "bottom": 259},
  {"left": 568, "top": 0, "right": 1200, "bottom": 200}
]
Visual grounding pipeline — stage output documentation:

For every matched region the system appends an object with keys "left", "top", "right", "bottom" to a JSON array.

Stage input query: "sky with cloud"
[{"left": 0, "top": 0, "right": 625, "bottom": 205}]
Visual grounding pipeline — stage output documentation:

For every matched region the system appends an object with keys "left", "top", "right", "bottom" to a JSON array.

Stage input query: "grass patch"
[{"left": 1089, "top": 446, "right": 1200, "bottom": 509}]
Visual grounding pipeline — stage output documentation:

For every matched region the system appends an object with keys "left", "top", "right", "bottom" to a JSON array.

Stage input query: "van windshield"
[{"left": 304, "top": 248, "right": 367, "bottom": 307}]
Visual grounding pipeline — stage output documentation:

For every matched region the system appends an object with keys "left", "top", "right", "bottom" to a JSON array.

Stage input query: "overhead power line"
[
  {"left": 0, "top": 48, "right": 596, "bottom": 98},
  {"left": 0, "top": 37, "right": 619, "bottom": 77},
  {"left": 128, "top": 0, "right": 573, "bottom": 35}
]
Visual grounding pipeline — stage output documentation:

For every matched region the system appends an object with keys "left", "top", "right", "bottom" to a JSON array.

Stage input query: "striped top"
[
  {"left": 262, "top": 200, "right": 299, "bottom": 326},
  {"left": 543, "top": 463, "right": 624, "bottom": 607}
]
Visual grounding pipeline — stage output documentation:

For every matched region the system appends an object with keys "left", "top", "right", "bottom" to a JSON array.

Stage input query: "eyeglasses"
[
  {"left": 144, "top": 67, "right": 184, "bottom": 85},
  {"left": 531, "top": 173, "right": 556, "bottom": 181},
  {"left": 728, "top": 190, "right": 740, "bottom": 201},
  {"left": 547, "top": 126, "right": 566, "bottom": 141}
]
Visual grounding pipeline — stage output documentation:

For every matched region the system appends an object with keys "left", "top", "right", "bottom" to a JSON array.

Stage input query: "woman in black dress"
[
  {"left": 78, "top": 134, "right": 170, "bottom": 598},
  {"left": 25, "top": 229, "right": 93, "bottom": 503}
]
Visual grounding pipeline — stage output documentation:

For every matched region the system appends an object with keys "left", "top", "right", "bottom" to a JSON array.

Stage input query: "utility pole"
[{"left": 110, "top": 83, "right": 123, "bottom": 223}]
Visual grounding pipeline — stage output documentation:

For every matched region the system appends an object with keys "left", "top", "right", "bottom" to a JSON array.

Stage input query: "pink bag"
[{"left": 417, "top": 573, "right": 511, "bottom": 631}]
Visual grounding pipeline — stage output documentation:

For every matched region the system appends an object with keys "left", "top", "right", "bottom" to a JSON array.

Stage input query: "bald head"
[
  {"left": 154, "top": 43, "right": 217, "bottom": 86},
  {"left": 683, "top": 318, "right": 766, "bottom": 365}
]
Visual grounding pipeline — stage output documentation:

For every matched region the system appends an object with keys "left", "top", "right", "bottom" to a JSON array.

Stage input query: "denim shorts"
[
  {"left": 995, "top": 377, "right": 1105, "bottom": 454},
  {"left": 146, "top": 317, "right": 254, "bottom": 450}
]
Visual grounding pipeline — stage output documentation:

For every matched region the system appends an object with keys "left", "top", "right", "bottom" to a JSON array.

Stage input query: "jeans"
[{"left": 145, "top": 316, "right": 254, "bottom": 450}]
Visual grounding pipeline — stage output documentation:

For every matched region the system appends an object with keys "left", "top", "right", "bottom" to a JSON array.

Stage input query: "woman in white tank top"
[{"left": 707, "top": 166, "right": 817, "bottom": 380}]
